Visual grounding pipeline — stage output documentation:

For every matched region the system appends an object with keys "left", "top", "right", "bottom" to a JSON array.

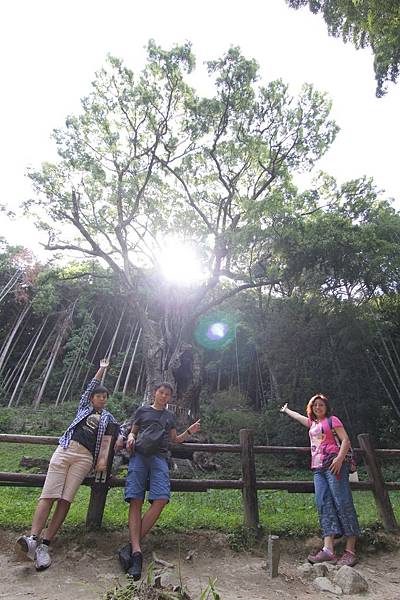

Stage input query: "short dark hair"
[
  {"left": 154, "top": 382, "right": 173, "bottom": 394},
  {"left": 91, "top": 385, "right": 109, "bottom": 398}
]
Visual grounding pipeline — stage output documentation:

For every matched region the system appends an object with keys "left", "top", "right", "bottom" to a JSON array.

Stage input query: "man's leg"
[
  {"left": 140, "top": 499, "right": 168, "bottom": 539},
  {"left": 16, "top": 498, "right": 54, "bottom": 560},
  {"left": 43, "top": 499, "right": 71, "bottom": 541},
  {"left": 31, "top": 498, "right": 55, "bottom": 537},
  {"left": 129, "top": 499, "right": 144, "bottom": 553},
  {"left": 142, "top": 455, "right": 170, "bottom": 539}
]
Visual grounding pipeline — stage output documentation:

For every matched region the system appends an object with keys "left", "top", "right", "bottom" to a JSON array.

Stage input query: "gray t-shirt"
[{"left": 133, "top": 405, "right": 176, "bottom": 457}]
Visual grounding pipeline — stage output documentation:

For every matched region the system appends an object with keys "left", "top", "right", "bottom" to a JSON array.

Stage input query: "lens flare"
[
  {"left": 207, "top": 322, "right": 228, "bottom": 340},
  {"left": 195, "top": 312, "right": 236, "bottom": 349}
]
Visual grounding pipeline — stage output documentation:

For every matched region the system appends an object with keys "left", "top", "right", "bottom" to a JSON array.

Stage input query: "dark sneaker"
[
  {"left": 337, "top": 550, "right": 357, "bottom": 567},
  {"left": 34, "top": 543, "right": 52, "bottom": 571},
  {"left": 118, "top": 542, "right": 132, "bottom": 573},
  {"left": 127, "top": 551, "right": 143, "bottom": 581},
  {"left": 308, "top": 549, "right": 337, "bottom": 564},
  {"left": 16, "top": 535, "right": 37, "bottom": 561}
]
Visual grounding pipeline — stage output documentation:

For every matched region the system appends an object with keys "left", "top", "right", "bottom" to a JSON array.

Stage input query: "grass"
[{"left": 1, "top": 442, "right": 400, "bottom": 537}]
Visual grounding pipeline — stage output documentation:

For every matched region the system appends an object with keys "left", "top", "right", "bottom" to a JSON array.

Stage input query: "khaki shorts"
[{"left": 40, "top": 441, "right": 93, "bottom": 503}]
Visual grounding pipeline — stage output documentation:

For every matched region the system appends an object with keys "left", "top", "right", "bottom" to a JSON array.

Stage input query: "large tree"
[
  {"left": 26, "top": 42, "right": 338, "bottom": 410},
  {"left": 287, "top": 0, "right": 400, "bottom": 97}
]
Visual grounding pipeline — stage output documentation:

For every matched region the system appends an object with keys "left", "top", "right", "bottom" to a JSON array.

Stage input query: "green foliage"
[
  {"left": 0, "top": 404, "right": 77, "bottom": 435},
  {"left": 106, "top": 393, "right": 140, "bottom": 423},
  {"left": 287, "top": 0, "right": 400, "bottom": 96}
]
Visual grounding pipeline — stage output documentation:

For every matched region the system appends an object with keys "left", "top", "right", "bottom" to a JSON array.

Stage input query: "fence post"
[
  {"left": 267, "top": 534, "right": 280, "bottom": 578},
  {"left": 86, "top": 422, "right": 119, "bottom": 530},
  {"left": 239, "top": 428, "right": 259, "bottom": 532},
  {"left": 357, "top": 433, "right": 398, "bottom": 532}
]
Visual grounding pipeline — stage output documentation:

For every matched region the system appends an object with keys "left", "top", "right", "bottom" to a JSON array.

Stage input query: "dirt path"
[{"left": 1, "top": 529, "right": 399, "bottom": 600}]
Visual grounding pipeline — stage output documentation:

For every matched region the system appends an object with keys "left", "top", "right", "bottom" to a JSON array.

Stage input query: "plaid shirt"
[{"left": 59, "top": 378, "right": 120, "bottom": 466}]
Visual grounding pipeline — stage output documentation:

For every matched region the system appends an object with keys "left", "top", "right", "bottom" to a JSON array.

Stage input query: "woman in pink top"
[{"left": 281, "top": 393, "right": 360, "bottom": 566}]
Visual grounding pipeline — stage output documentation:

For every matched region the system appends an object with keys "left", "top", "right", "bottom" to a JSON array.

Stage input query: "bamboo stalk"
[
  {"left": 15, "top": 320, "right": 56, "bottom": 406},
  {"left": 114, "top": 322, "right": 138, "bottom": 394},
  {"left": 0, "top": 303, "right": 30, "bottom": 374},
  {"left": 7, "top": 319, "right": 48, "bottom": 407},
  {"left": 0, "top": 269, "right": 22, "bottom": 304},
  {"left": 101, "top": 306, "right": 126, "bottom": 384},
  {"left": 32, "top": 304, "right": 76, "bottom": 408},
  {"left": 122, "top": 327, "right": 142, "bottom": 397},
  {"left": 81, "top": 312, "right": 111, "bottom": 390}
]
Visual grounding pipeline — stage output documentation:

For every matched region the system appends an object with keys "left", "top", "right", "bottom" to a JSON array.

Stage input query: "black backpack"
[{"left": 135, "top": 410, "right": 170, "bottom": 456}]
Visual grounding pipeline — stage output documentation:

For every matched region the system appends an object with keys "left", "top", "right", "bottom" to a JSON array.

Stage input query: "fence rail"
[{"left": 0, "top": 431, "right": 399, "bottom": 532}]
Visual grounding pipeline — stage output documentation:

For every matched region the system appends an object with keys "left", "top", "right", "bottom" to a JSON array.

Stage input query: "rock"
[
  {"left": 313, "top": 563, "right": 328, "bottom": 577},
  {"left": 313, "top": 576, "right": 343, "bottom": 595},
  {"left": 170, "top": 458, "right": 195, "bottom": 477},
  {"left": 334, "top": 566, "right": 368, "bottom": 594},
  {"left": 193, "top": 451, "right": 221, "bottom": 471},
  {"left": 297, "top": 562, "right": 313, "bottom": 576},
  {"left": 325, "top": 563, "right": 340, "bottom": 572}
]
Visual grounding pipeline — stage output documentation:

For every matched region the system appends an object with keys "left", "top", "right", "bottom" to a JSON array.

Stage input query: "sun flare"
[{"left": 157, "top": 240, "right": 206, "bottom": 285}]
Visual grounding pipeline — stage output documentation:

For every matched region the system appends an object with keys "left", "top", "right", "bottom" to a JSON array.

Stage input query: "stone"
[
  {"left": 325, "top": 563, "right": 340, "bottom": 572},
  {"left": 334, "top": 566, "right": 368, "bottom": 594},
  {"left": 313, "top": 563, "right": 328, "bottom": 577},
  {"left": 297, "top": 562, "right": 313, "bottom": 576},
  {"left": 313, "top": 576, "right": 343, "bottom": 595}
]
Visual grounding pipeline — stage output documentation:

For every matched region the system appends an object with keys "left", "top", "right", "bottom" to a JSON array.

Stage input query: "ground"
[{"left": 1, "top": 529, "right": 400, "bottom": 600}]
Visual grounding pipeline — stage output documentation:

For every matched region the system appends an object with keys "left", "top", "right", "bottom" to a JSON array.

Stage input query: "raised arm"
[
  {"left": 280, "top": 403, "right": 309, "bottom": 428},
  {"left": 78, "top": 357, "right": 109, "bottom": 411},
  {"left": 93, "top": 357, "right": 109, "bottom": 382},
  {"left": 170, "top": 419, "right": 201, "bottom": 444}
]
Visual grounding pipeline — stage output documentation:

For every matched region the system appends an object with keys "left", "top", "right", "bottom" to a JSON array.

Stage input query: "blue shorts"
[{"left": 124, "top": 452, "right": 170, "bottom": 503}]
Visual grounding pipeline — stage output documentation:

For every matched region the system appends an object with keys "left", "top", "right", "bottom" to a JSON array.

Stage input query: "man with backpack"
[{"left": 123, "top": 382, "right": 200, "bottom": 580}]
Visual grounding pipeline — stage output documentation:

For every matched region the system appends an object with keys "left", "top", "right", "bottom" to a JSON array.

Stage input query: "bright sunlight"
[{"left": 157, "top": 240, "right": 206, "bottom": 285}]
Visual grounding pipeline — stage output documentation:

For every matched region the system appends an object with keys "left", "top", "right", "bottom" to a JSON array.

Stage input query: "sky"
[{"left": 1, "top": 0, "right": 399, "bottom": 259}]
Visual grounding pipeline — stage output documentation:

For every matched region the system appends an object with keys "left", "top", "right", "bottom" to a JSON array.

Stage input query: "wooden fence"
[{"left": 0, "top": 430, "right": 399, "bottom": 532}]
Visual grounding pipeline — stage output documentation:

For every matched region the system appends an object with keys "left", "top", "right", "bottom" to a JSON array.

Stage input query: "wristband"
[{"left": 187, "top": 429, "right": 192, "bottom": 436}]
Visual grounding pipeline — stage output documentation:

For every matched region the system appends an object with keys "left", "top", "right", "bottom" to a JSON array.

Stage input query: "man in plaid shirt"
[{"left": 16, "top": 358, "right": 122, "bottom": 571}]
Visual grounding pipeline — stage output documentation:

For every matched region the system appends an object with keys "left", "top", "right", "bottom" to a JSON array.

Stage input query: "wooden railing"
[{"left": 0, "top": 430, "right": 399, "bottom": 532}]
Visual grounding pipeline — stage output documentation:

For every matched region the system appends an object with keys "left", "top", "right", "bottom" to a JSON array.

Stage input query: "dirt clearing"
[{"left": 1, "top": 529, "right": 399, "bottom": 600}]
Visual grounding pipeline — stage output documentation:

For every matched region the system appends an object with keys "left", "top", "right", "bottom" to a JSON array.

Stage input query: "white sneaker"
[
  {"left": 34, "top": 543, "right": 52, "bottom": 571},
  {"left": 16, "top": 535, "right": 37, "bottom": 561}
]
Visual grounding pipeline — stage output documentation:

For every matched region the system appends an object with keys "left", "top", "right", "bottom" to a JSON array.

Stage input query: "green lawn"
[{"left": 1, "top": 443, "right": 399, "bottom": 537}]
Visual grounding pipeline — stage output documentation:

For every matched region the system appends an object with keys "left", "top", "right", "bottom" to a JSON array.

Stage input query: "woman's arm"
[
  {"left": 280, "top": 403, "right": 309, "bottom": 428},
  {"left": 329, "top": 426, "right": 351, "bottom": 475},
  {"left": 170, "top": 419, "right": 201, "bottom": 444}
]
